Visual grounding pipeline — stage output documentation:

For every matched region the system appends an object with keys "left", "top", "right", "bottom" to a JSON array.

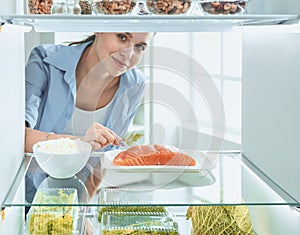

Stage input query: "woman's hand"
[{"left": 82, "top": 122, "right": 122, "bottom": 150}]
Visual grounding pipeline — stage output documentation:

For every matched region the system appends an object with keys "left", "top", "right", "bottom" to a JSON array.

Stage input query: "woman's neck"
[
  {"left": 76, "top": 45, "right": 108, "bottom": 86},
  {"left": 75, "top": 44, "right": 121, "bottom": 111}
]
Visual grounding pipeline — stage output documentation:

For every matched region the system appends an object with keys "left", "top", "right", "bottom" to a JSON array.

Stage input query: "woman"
[
  {"left": 25, "top": 33, "right": 154, "bottom": 202},
  {"left": 25, "top": 32, "right": 154, "bottom": 152}
]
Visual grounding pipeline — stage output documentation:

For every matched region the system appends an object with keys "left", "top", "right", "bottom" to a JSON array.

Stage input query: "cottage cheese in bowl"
[{"left": 33, "top": 138, "right": 92, "bottom": 179}]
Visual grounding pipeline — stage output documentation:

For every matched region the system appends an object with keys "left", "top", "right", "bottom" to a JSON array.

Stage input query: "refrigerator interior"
[{"left": 1, "top": 0, "right": 300, "bottom": 233}]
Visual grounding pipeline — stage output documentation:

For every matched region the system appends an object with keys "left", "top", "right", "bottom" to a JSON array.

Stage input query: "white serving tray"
[{"left": 100, "top": 149, "right": 208, "bottom": 173}]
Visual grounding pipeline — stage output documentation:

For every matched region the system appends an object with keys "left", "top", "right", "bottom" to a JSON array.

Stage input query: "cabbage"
[{"left": 186, "top": 206, "right": 255, "bottom": 235}]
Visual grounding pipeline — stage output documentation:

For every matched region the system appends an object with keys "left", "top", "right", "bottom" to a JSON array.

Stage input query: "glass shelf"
[
  {"left": 3, "top": 152, "right": 299, "bottom": 234},
  {"left": 3, "top": 152, "right": 299, "bottom": 207},
  {"left": 0, "top": 14, "right": 299, "bottom": 32}
]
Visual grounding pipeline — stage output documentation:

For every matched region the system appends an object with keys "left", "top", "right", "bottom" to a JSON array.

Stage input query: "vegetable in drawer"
[{"left": 186, "top": 205, "right": 255, "bottom": 235}]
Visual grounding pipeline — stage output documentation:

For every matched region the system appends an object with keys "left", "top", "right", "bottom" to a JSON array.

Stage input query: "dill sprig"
[{"left": 122, "top": 131, "right": 144, "bottom": 146}]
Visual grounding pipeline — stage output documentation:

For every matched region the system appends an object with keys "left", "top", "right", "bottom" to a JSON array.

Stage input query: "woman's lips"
[{"left": 111, "top": 56, "right": 128, "bottom": 69}]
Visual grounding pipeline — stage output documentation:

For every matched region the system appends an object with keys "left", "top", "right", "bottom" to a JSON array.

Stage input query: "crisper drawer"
[{"left": 91, "top": 187, "right": 300, "bottom": 235}]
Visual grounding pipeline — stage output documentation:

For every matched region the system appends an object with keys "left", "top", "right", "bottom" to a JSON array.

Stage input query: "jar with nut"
[
  {"left": 146, "top": 0, "right": 192, "bottom": 15},
  {"left": 199, "top": 0, "right": 250, "bottom": 15},
  {"left": 27, "top": 0, "right": 53, "bottom": 14},
  {"left": 92, "top": 0, "right": 137, "bottom": 15},
  {"left": 79, "top": 0, "right": 92, "bottom": 14}
]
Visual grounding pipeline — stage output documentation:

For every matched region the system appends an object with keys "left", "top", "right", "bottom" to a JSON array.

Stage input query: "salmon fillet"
[{"left": 113, "top": 144, "right": 196, "bottom": 166}]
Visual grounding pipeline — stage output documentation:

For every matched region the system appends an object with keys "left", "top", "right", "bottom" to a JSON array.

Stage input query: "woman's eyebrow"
[
  {"left": 138, "top": 42, "right": 148, "bottom": 47},
  {"left": 125, "top": 33, "right": 133, "bottom": 38},
  {"left": 126, "top": 33, "right": 148, "bottom": 46}
]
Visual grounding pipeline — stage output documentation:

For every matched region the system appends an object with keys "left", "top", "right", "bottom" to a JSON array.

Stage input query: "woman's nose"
[{"left": 120, "top": 46, "right": 134, "bottom": 59}]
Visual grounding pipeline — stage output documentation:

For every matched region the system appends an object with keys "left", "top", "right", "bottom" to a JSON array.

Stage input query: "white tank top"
[{"left": 64, "top": 97, "right": 115, "bottom": 137}]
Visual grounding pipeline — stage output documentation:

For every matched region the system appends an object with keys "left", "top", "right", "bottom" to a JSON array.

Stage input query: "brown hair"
[
  {"left": 68, "top": 33, "right": 156, "bottom": 46},
  {"left": 68, "top": 35, "right": 95, "bottom": 46}
]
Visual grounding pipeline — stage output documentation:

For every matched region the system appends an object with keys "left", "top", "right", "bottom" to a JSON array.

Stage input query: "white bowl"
[{"left": 33, "top": 138, "right": 92, "bottom": 179}]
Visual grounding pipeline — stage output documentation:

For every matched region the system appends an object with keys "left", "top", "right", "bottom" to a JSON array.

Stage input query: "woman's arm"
[
  {"left": 25, "top": 122, "right": 123, "bottom": 153},
  {"left": 25, "top": 127, "right": 76, "bottom": 153}
]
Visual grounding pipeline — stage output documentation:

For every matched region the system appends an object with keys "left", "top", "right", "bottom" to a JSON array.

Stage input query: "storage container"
[
  {"left": 199, "top": 0, "right": 249, "bottom": 15},
  {"left": 100, "top": 211, "right": 179, "bottom": 234},
  {"left": 25, "top": 188, "right": 79, "bottom": 235},
  {"left": 146, "top": 0, "right": 192, "bottom": 15},
  {"left": 51, "top": 0, "right": 81, "bottom": 14},
  {"left": 79, "top": 0, "right": 92, "bottom": 14},
  {"left": 27, "top": 0, "right": 53, "bottom": 14},
  {"left": 92, "top": 0, "right": 137, "bottom": 14}
]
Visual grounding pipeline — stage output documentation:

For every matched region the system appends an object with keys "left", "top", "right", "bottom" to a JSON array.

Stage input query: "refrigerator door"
[
  {"left": 0, "top": 24, "right": 26, "bottom": 234},
  {"left": 242, "top": 32, "right": 300, "bottom": 202}
]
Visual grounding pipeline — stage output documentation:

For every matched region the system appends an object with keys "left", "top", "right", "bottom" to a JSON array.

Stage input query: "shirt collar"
[{"left": 43, "top": 41, "right": 92, "bottom": 72}]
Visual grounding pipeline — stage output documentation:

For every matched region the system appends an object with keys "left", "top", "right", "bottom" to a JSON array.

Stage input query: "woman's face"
[{"left": 93, "top": 33, "right": 153, "bottom": 77}]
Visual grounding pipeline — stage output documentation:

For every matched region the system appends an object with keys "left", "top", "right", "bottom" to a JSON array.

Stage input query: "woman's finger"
[
  {"left": 97, "top": 134, "right": 108, "bottom": 146},
  {"left": 99, "top": 129, "right": 115, "bottom": 143},
  {"left": 84, "top": 122, "right": 123, "bottom": 148},
  {"left": 96, "top": 125, "right": 122, "bottom": 146},
  {"left": 89, "top": 140, "right": 101, "bottom": 151}
]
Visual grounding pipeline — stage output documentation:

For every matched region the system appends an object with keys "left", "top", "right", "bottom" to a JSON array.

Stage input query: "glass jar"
[
  {"left": 51, "top": 0, "right": 67, "bottom": 14},
  {"left": 92, "top": 0, "right": 137, "bottom": 15},
  {"left": 27, "top": 0, "right": 53, "bottom": 14},
  {"left": 68, "top": 0, "right": 82, "bottom": 14},
  {"left": 198, "top": 0, "right": 250, "bottom": 15},
  {"left": 146, "top": 0, "right": 191, "bottom": 15},
  {"left": 51, "top": 0, "right": 81, "bottom": 14},
  {"left": 135, "top": 1, "right": 150, "bottom": 15},
  {"left": 79, "top": 0, "right": 92, "bottom": 14}
]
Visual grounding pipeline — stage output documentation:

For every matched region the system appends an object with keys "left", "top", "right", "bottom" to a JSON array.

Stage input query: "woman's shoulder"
[
  {"left": 125, "top": 68, "right": 149, "bottom": 85},
  {"left": 30, "top": 44, "right": 68, "bottom": 59}
]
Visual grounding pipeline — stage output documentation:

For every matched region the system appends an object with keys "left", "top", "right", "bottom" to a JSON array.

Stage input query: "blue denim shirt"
[{"left": 25, "top": 41, "right": 148, "bottom": 138}]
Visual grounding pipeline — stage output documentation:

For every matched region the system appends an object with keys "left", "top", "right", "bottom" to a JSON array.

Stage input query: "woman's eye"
[
  {"left": 117, "top": 33, "right": 127, "bottom": 42},
  {"left": 135, "top": 44, "right": 146, "bottom": 52}
]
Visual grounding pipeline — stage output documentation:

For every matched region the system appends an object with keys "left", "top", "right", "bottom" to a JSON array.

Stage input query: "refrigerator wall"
[
  {"left": 0, "top": 25, "right": 26, "bottom": 234},
  {"left": 0, "top": 2, "right": 25, "bottom": 235},
  {"left": 0, "top": 0, "right": 23, "bottom": 14},
  {"left": 247, "top": 0, "right": 300, "bottom": 14},
  {"left": 242, "top": 31, "right": 300, "bottom": 202}
]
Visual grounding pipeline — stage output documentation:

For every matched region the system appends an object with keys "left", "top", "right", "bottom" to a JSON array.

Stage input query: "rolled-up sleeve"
[{"left": 25, "top": 47, "right": 48, "bottom": 128}]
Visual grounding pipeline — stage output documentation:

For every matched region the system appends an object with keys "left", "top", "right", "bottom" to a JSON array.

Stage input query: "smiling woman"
[
  {"left": 25, "top": 32, "right": 155, "bottom": 205},
  {"left": 25, "top": 32, "right": 154, "bottom": 152}
]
